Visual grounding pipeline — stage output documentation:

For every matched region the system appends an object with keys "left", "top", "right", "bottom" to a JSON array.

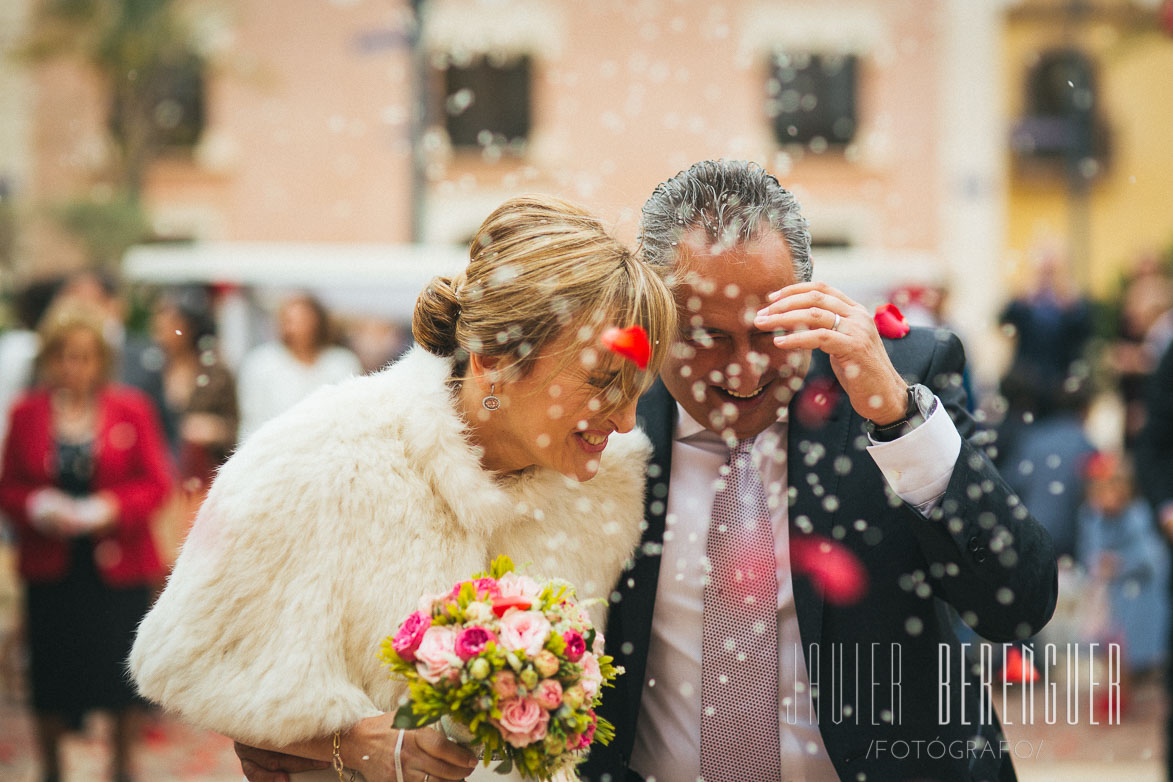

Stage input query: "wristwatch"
[{"left": 866, "top": 383, "right": 936, "bottom": 442}]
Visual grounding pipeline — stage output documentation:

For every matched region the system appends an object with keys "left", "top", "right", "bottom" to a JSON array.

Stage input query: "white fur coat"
[{"left": 130, "top": 346, "right": 650, "bottom": 747}]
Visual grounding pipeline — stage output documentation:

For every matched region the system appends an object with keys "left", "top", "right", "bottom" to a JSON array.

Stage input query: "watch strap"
[{"left": 868, "top": 385, "right": 935, "bottom": 442}]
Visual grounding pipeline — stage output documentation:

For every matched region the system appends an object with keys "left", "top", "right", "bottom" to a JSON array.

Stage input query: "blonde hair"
[
  {"left": 413, "top": 194, "right": 677, "bottom": 408},
  {"left": 35, "top": 301, "right": 115, "bottom": 386}
]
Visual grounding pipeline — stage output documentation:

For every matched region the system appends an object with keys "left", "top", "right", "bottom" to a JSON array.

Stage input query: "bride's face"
[{"left": 487, "top": 332, "right": 639, "bottom": 482}]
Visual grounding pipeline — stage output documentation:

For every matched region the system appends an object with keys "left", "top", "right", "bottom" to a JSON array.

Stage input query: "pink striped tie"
[{"left": 701, "top": 437, "right": 781, "bottom": 781}]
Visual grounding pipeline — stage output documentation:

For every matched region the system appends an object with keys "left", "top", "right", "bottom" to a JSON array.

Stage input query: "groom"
[
  {"left": 577, "top": 160, "right": 1056, "bottom": 782},
  {"left": 236, "top": 161, "right": 1057, "bottom": 781}
]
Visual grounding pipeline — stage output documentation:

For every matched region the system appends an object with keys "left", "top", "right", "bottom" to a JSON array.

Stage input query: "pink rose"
[
  {"left": 494, "top": 696, "right": 550, "bottom": 748},
  {"left": 562, "top": 630, "right": 586, "bottom": 662},
  {"left": 580, "top": 652, "right": 602, "bottom": 699},
  {"left": 498, "top": 610, "right": 552, "bottom": 657},
  {"left": 392, "top": 611, "right": 431, "bottom": 663},
  {"left": 533, "top": 678, "right": 563, "bottom": 710},
  {"left": 497, "top": 572, "right": 541, "bottom": 600},
  {"left": 454, "top": 626, "right": 496, "bottom": 661},
  {"left": 452, "top": 577, "right": 500, "bottom": 600},
  {"left": 414, "top": 626, "right": 460, "bottom": 684},
  {"left": 492, "top": 670, "right": 518, "bottom": 699}
]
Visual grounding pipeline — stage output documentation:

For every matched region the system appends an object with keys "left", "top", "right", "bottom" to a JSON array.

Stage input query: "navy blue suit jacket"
[{"left": 580, "top": 327, "right": 1058, "bottom": 782}]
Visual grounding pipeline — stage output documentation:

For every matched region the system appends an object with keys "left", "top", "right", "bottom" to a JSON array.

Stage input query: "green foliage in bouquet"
[{"left": 380, "top": 555, "right": 622, "bottom": 779}]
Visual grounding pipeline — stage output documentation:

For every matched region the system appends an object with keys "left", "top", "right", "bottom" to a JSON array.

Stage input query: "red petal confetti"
[
  {"left": 789, "top": 534, "right": 868, "bottom": 605},
  {"left": 600, "top": 325, "right": 651, "bottom": 370},
  {"left": 873, "top": 303, "right": 911, "bottom": 339},
  {"left": 491, "top": 595, "right": 533, "bottom": 617},
  {"left": 794, "top": 376, "right": 841, "bottom": 429},
  {"left": 1001, "top": 646, "right": 1040, "bottom": 685}
]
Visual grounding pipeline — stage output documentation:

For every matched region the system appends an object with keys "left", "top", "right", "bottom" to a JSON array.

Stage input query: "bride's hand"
[{"left": 348, "top": 715, "right": 479, "bottom": 782}]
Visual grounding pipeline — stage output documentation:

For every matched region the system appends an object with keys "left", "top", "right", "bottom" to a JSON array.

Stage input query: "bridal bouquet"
[{"left": 380, "top": 556, "right": 622, "bottom": 779}]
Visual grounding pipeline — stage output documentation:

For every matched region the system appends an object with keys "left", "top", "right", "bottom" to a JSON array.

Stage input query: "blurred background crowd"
[{"left": 1, "top": 0, "right": 1172, "bottom": 779}]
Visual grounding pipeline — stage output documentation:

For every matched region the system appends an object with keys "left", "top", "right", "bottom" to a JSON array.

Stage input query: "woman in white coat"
[{"left": 129, "top": 195, "right": 676, "bottom": 782}]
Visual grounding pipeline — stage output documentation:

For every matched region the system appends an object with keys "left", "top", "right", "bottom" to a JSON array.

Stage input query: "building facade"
[{"left": 16, "top": 0, "right": 1170, "bottom": 381}]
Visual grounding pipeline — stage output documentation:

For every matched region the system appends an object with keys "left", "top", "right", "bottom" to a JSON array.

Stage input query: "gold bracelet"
[{"left": 332, "top": 730, "right": 356, "bottom": 782}]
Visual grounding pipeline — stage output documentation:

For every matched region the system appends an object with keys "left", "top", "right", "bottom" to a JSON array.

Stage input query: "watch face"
[{"left": 911, "top": 383, "right": 934, "bottom": 416}]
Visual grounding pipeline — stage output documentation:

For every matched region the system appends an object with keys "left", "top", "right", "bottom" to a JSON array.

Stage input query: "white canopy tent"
[
  {"left": 122, "top": 241, "right": 471, "bottom": 320},
  {"left": 121, "top": 240, "right": 946, "bottom": 369},
  {"left": 123, "top": 241, "right": 942, "bottom": 311},
  {"left": 122, "top": 241, "right": 471, "bottom": 369}
]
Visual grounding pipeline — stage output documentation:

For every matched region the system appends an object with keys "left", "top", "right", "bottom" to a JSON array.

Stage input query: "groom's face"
[{"left": 660, "top": 229, "right": 812, "bottom": 439}]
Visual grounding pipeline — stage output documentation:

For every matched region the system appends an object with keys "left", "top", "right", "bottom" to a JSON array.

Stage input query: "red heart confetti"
[
  {"left": 873, "top": 303, "right": 911, "bottom": 339},
  {"left": 1001, "top": 645, "right": 1040, "bottom": 685},
  {"left": 600, "top": 325, "right": 651, "bottom": 370},
  {"left": 789, "top": 534, "right": 868, "bottom": 605},
  {"left": 491, "top": 595, "right": 534, "bottom": 617},
  {"left": 794, "top": 376, "right": 841, "bottom": 429}
]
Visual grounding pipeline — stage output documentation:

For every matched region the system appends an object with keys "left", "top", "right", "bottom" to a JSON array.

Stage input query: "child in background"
[{"left": 1077, "top": 452, "right": 1170, "bottom": 677}]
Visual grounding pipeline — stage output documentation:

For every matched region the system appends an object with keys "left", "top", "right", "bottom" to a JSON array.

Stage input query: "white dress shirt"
[{"left": 629, "top": 396, "right": 962, "bottom": 782}]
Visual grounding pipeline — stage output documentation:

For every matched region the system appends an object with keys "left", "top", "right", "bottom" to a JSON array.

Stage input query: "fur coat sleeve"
[{"left": 129, "top": 347, "right": 651, "bottom": 748}]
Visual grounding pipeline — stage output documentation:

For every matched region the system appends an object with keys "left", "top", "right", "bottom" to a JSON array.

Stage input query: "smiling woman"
[
  {"left": 130, "top": 194, "right": 677, "bottom": 782},
  {"left": 413, "top": 194, "right": 678, "bottom": 481}
]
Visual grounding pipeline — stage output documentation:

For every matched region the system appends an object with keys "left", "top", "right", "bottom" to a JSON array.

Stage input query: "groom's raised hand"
[
  {"left": 235, "top": 741, "right": 330, "bottom": 782},
  {"left": 754, "top": 281, "right": 910, "bottom": 425}
]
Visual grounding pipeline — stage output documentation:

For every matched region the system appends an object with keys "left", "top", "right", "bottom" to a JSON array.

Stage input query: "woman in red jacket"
[{"left": 0, "top": 302, "right": 173, "bottom": 782}]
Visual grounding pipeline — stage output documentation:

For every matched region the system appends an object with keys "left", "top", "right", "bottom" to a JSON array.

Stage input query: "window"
[
  {"left": 768, "top": 52, "right": 857, "bottom": 149},
  {"left": 1011, "top": 48, "right": 1108, "bottom": 167},
  {"left": 442, "top": 54, "right": 532, "bottom": 151},
  {"left": 109, "top": 54, "right": 206, "bottom": 152},
  {"left": 1027, "top": 48, "right": 1095, "bottom": 118}
]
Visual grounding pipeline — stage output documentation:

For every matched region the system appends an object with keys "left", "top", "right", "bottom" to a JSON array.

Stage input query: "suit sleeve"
[
  {"left": 901, "top": 330, "right": 1059, "bottom": 642},
  {"left": 1137, "top": 341, "right": 1173, "bottom": 514}
]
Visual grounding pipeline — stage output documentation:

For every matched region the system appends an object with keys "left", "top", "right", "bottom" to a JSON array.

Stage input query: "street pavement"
[{"left": 0, "top": 678, "right": 1165, "bottom": 781}]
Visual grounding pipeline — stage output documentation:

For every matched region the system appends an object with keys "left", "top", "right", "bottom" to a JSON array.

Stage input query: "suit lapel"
[
  {"left": 787, "top": 351, "right": 854, "bottom": 651},
  {"left": 604, "top": 381, "right": 675, "bottom": 753},
  {"left": 636, "top": 380, "right": 676, "bottom": 548}
]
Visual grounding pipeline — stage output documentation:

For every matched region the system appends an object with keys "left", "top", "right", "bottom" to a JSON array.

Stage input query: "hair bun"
[{"left": 412, "top": 276, "right": 462, "bottom": 356}]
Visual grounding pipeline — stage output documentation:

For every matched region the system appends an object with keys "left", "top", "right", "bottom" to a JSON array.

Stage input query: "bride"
[{"left": 129, "top": 194, "right": 676, "bottom": 782}]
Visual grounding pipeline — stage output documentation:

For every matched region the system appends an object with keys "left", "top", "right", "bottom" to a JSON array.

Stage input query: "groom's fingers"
[
  {"left": 239, "top": 757, "right": 289, "bottom": 782},
  {"left": 413, "top": 728, "right": 479, "bottom": 778},
  {"left": 234, "top": 741, "right": 328, "bottom": 780}
]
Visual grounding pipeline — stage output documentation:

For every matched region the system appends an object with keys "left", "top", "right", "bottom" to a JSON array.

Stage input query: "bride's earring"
[{"left": 482, "top": 383, "right": 501, "bottom": 411}]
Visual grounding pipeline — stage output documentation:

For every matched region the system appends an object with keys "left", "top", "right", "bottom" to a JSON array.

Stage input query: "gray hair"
[{"left": 638, "top": 159, "right": 812, "bottom": 282}]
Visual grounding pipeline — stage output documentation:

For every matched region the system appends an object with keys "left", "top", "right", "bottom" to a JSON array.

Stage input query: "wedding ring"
[{"left": 831, "top": 312, "right": 842, "bottom": 332}]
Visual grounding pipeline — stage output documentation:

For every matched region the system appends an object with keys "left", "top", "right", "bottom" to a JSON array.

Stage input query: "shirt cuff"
[{"left": 865, "top": 396, "right": 962, "bottom": 511}]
